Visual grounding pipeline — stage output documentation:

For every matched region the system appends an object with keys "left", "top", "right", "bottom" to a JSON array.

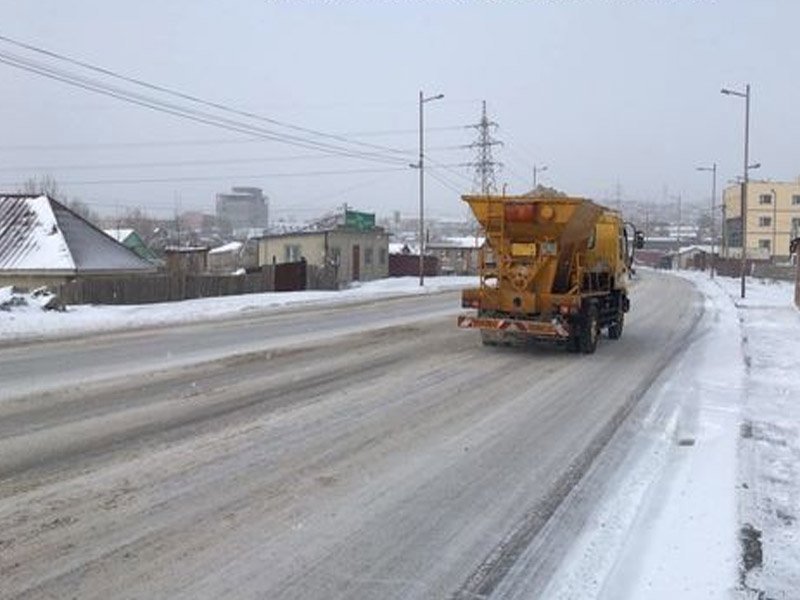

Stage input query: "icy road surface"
[{"left": 0, "top": 271, "right": 699, "bottom": 599}]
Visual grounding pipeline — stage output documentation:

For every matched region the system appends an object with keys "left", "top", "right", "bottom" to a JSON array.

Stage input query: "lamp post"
[
  {"left": 417, "top": 90, "right": 444, "bottom": 287},
  {"left": 697, "top": 163, "right": 717, "bottom": 278},
  {"left": 721, "top": 84, "right": 751, "bottom": 298},
  {"left": 678, "top": 193, "right": 682, "bottom": 254},
  {"left": 533, "top": 164, "right": 548, "bottom": 189}
]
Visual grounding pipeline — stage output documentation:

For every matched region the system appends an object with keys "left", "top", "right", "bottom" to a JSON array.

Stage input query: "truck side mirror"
[{"left": 635, "top": 231, "right": 645, "bottom": 249}]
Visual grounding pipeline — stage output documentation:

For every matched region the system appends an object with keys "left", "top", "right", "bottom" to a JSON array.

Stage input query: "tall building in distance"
[{"left": 215, "top": 186, "right": 269, "bottom": 237}]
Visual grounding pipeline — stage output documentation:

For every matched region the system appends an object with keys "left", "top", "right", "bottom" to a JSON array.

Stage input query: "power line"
[
  {"left": 426, "top": 155, "right": 473, "bottom": 185},
  {"left": 426, "top": 170, "right": 464, "bottom": 195},
  {"left": 0, "top": 146, "right": 467, "bottom": 172},
  {"left": 0, "top": 33, "right": 413, "bottom": 159},
  {"left": 3, "top": 166, "right": 408, "bottom": 187},
  {"left": 3, "top": 163, "right": 464, "bottom": 187},
  {"left": 0, "top": 126, "right": 470, "bottom": 152},
  {"left": 0, "top": 49, "right": 412, "bottom": 166}
]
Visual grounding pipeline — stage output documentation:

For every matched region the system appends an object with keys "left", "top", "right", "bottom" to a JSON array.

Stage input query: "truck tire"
[
  {"left": 579, "top": 306, "right": 599, "bottom": 354},
  {"left": 607, "top": 312, "right": 624, "bottom": 339},
  {"left": 481, "top": 330, "right": 501, "bottom": 346},
  {"left": 566, "top": 335, "right": 580, "bottom": 353}
]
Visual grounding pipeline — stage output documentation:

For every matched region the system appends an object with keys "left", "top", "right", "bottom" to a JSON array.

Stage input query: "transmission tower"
[{"left": 467, "top": 101, "right": 502, "bottom": 194}]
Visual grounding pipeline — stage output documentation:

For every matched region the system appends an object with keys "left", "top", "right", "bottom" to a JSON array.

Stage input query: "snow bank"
[
  {"left": 0, "top": 276, "right": 476, "bottom": 344},
  {"left": 543, "top": 270, "right": 800, "bottom": 599}
]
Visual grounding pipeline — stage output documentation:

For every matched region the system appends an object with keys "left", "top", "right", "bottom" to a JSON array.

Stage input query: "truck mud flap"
[{"left": 458, "top": 315, "right": 570, "bottom": 339}]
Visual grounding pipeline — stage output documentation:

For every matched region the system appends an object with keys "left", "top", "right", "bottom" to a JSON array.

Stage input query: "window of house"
[
  {"left": 379, "top": 248, "right": 387, "bottom": 265},
  {"left": 364, "top": 247, "right": 373, "bottom": 266},
  {"left": 792, "top": 218, "right": 800, "bottom": 234},
  {"left": 758, "top": 216, "right": 772, "bottom": 227},
  {"left": 284, "top": 244, "right": 302, "bottom": 262},
  {"left": 759, "top": 194, "right": 772, "bottom": 205},
  {"left": 759, "top": 239, "right": 771, "bottom": 250},
  {"left": 793, "top": 195, "right": 800, "bottom": 206}
]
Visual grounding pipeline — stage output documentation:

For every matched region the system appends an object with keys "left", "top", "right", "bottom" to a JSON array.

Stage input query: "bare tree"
[
  {"left": 20, "top": 175, "right": 100, "bottom": 224},
  {"left": 108, "top": 207, "right": 160, "bottom": 238},
  {"left": 21, "top": 174, "right": 61, "bottom": 198},
  {"left": 66, "top": 199, "right": 101, "bottom": 224}
]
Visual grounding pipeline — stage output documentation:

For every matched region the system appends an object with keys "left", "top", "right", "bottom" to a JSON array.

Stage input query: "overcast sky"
[{"left": 1, "top": 1, "right": 798, "bottom": 222}]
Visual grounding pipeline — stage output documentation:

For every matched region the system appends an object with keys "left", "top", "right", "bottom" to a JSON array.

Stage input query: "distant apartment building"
[
  {"left": 215, "top": 187, "right": 268, "bottom": 236},
  {"left": 722, "top": 180, "right": 800, "bottom": 260}
]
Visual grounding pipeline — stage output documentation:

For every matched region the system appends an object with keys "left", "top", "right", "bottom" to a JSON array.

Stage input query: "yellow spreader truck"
[{"left": 457, "top": 194, "right": 642, "bottom": 353}]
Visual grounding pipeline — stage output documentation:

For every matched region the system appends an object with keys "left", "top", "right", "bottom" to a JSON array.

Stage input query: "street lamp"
[
  {"left": 417, "top": 90, "right": 444, "bottom": 287},
  {"left": 533, "top": 164, "right": 548, "bottom": 189},
  {"left": 721, "top": 84, "right": 751, "bottom": 298},
  {"left": 696, "top": 163, "right": 717, "bottom": 278}
]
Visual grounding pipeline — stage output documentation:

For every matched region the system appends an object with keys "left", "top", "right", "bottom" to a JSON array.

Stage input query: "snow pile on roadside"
[
  {"left": 0, "top": 286, "right": 64, "bottom": 312},
  {"left": 0, "top": 286, "right": 14, "bottom": 307},
  {"left": 0, "top": 276, "right": 476, "bottom": 343},
  {"left": 721, "top": 275, "right": 800, "bottom": 597},
  {"left": 542, "top": 271, "right": 799, "bottom": 599}
]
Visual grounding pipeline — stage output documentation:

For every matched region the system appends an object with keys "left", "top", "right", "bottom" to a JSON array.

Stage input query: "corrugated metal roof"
[
  {"left": 0, "top": 195, "right": 155, "bottom": 273},
  {"left": 0, "top": 195, "right": 73, "bottom": 271}
]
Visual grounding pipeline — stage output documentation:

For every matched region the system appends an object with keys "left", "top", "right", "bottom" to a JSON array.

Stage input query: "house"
[
  {"left": 660, "top": 245, "right": 712, "bottom": 271},
  {"left": 163, "top": 246, "right": 209, "bottom": 274},
  {"left": 207, "top": 240, "right": 259, "bottom": 274},
  {"left": 207, "top": 241, "right": 243, "bottom": 274},
  {"left": 426, "top": 236, "right": 484, "bottom": 275},
  {"left": 0, "top": 194, "right": 157, "bottom": 288},
  {"left": 258, "top": 211, "right": 389, "bottom": 287},
  {"left": 103, "top": 227, "right": 161, "bottom": 264}
]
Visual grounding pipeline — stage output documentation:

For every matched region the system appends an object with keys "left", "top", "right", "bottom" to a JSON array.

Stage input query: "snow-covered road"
[{"left": 0, "top": 270, "right": 700, "bottom": 599}]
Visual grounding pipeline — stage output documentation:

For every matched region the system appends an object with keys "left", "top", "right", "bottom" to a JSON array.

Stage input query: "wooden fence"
[
  {"left": 388, "top": 254, "right": 440, "bottom": 277},
  {"left": 54, "top": 271, "right": 274, "bottom": 305},
  {"left": 52, "top": 261, "right": 336, "bottom": 305}
]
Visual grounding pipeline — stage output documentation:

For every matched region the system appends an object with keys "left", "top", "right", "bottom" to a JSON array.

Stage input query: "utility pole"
[
  {"left": 670, "top": 194, "right": 682, "bottom": 268},
  {"left": 697, "top": 163, "right": 717, "bottom": 278},
  {"left": 532, "top": 164, "right": 548, "bottom": 190},
  {"left": 416, "top": 90, "right": 444, "bottom": 287},
  {"left": 467, "top": 100, "right": 502, "bottom": 195},
  {"left": 722, "top": 203, "right": 728, "bottom": 258}
]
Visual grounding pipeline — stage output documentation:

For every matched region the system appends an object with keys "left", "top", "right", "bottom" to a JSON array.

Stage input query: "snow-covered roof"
[
  {"left": 389, "top": 242, "right": 420, "bottom": 255},
  {"left": 0, "top": 195, "right": 155, "bottom": 274},
  {"left": 389, "top": 242, "right": 408, "bottom": 254},
  {"left": 209, "top": 241, "right": 243, "bottom": 255},
  {"left": 164, "top": 246, "right": 209, "bottom": 253},
  {"left": 104, "top": 228, "right": 135, "bottom": 243},
  {"left": 678, "top": 244, "right": 713, "bottom": 255},
  {"left": 429, "top": 236, "right": 485, "bottom": 249}
]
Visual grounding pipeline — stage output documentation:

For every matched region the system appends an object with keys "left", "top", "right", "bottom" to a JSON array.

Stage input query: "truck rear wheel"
[
  {"left": 607, "top": 312, "right": 624, "bottom": 339},
  {"left": 578, "top": 307, "right": 599, "bottom": 354},
  {"left": 481, "top": 330, "right": 501, "bottom": 346}
]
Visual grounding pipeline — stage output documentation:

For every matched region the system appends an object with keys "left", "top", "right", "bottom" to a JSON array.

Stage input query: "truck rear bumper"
[{"left": 457, "top": 314, "right": 570, "bottom": 339}]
